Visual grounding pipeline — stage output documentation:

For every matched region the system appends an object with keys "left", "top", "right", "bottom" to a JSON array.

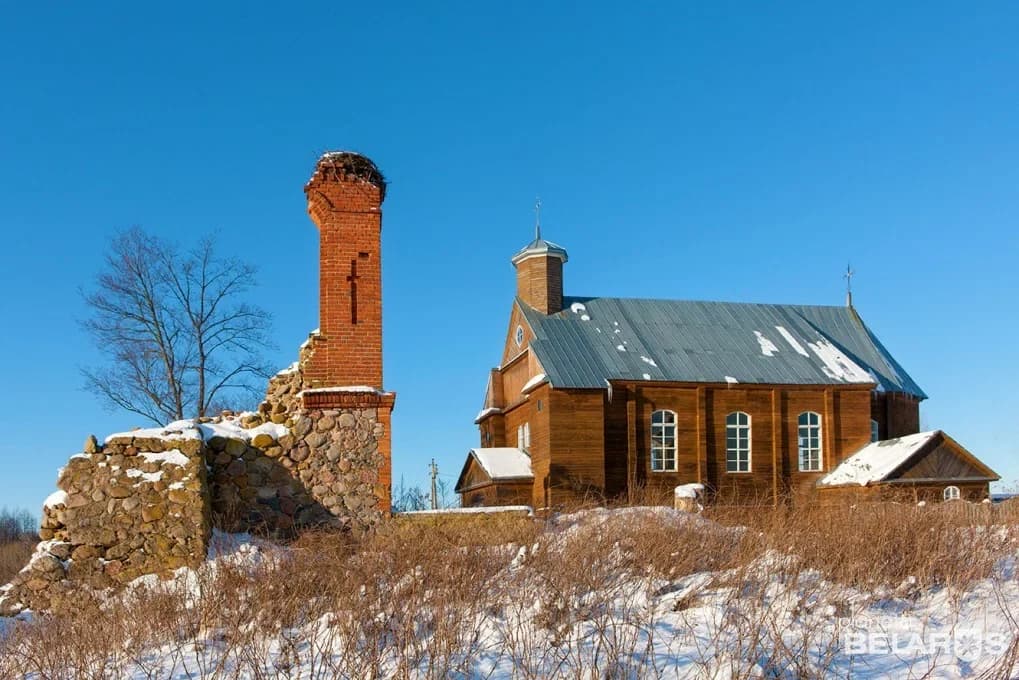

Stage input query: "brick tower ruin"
[{"left": 299, "top": 151, "right": 395, "bottom": 511}]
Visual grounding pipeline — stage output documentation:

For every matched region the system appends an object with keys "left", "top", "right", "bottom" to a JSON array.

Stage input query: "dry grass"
[
  {"left": 1, "top": 501, "right": 1017, "bottom": 678},
  {"left": 0, "top": 542, "right": 35, "bottom": 586}
]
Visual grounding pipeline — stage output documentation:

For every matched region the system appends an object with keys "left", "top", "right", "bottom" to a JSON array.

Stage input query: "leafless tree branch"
[{"left": 80, "top": 228, "right": 274, "bottom": 424}]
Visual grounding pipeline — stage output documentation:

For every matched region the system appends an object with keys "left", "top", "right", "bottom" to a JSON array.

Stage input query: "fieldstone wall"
[
  {"left": 1, "top": 331, "right": 392, "bottom": 617},
  {"left": 0, "top": 431, "right": 209, "bottom": 616}
]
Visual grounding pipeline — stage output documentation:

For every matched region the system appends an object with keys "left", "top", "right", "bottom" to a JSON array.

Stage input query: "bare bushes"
[
  {"left": 1, "top": 503, "right": 1018, "bottom": 678},
  {"left": 707, "top": 500, "right": 1017, "bottom": 590}
]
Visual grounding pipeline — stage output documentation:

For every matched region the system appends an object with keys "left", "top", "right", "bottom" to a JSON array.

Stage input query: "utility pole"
[{"left": 429, "top": 458, "right": 439, "bottom": 510}]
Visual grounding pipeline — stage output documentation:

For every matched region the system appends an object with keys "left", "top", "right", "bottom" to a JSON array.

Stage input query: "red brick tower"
[
  {"left": 512, "top": 215, "right": 568, "bottom": 315},
  {"left": 302, "top": 151, "right": 395, "bottom": 512},
  {"left": 304, "top": 152, "right": 386, "bottom": 388}
]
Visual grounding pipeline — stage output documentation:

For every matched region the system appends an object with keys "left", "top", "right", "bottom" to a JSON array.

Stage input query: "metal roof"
[
  {"left": 510, "top": 238, "right": 569, "bottom": 265},
  {"left": 519, "top": 296, "right": 926, "bottom": 398}
]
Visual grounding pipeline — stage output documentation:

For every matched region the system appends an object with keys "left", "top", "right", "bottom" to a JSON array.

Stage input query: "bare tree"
[{"left": 82, "top": 228, "right": 273, "bottom": 424}]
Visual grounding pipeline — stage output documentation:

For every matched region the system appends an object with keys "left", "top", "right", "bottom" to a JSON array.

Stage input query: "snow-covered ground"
[{"left": 1, "top": 509, "right": 1017, "bottom": 678}]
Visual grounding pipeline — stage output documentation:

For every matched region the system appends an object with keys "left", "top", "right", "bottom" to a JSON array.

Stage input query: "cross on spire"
[
  {"left": 844, "top": 263, "right": 855, "bottom": 308},
  {"left": 534, "top": 197, "right": 542, "bottom": 241}
]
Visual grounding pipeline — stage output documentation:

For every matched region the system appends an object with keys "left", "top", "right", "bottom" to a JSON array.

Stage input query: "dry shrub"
[
  {"left": 0, "top": 502, "right": 1017, "bottom": 678},
  {"left": 0, "top": 541, "right": 34, "bottom": 585},
  {"left": 706, "top": 499, "right": 1017, "bottom": 590}
]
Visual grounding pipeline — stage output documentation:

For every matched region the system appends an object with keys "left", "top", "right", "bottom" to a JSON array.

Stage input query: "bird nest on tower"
[{"left": 316, "top": 151, "right": 387, "bottom": 201}]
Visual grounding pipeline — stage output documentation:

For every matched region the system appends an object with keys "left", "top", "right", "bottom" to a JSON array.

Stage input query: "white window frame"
[
  {"left": 517, "top": 422, "right": 531, "bottom": 450},
  {"left": 943, "top": 485, "right": 961, "bottom": 502},
  {"left": 798, "top": 411, "right": 823, "bottom": 472},
  {"left": 725, "top": 411, "right": 751, "bottom": 473},
  {"left": 514, "top": 325, "right": 525, "bottom": 347},
  {"left": 650, "top": 410, "right": 678, "bottom": 472},
  {"left": 871, "top": 419, "right": 880, "bottom": 443}
]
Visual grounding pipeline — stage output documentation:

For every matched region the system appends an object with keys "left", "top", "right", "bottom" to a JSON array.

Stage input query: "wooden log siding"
[
  {"left": 872, "top": 392, "right": 922, "bottom": 440},
  {"left": 547, "top": 388, "right": 606, "bottom": 505},
  {"left": 476, "top": 374, "right": 924, "bottom": 507},
  {"left": 616, "top": 382, "right": 875, "bottom": 504}
]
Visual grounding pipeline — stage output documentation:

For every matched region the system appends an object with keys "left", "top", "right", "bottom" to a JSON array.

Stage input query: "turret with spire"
[{"left": 511, "top": 198, "right": 568, "bottom": 314}]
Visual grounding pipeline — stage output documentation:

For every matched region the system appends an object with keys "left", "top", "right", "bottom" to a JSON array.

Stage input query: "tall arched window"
[
  {"left": 650, "top": 410, "right": 677, "bottom": 472},
  {"left": 798, "top": 412, "right": 823, "bottom": 472},
  {"left": 943, "top": 485, "right": 961, "bottom": 501},
  {"left": 726, "top": 412, "right": 751, "bottom": 473}
]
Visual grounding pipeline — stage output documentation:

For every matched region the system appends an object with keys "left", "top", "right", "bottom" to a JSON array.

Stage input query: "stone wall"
[
  {"left": 0, "top": 429, "right": 209, "bottom": 615},
  {"left": 1, "top": 329, "right": 393, "bottom": 617},
  {"left": 205, "top": 409, "right": 385, "bottom": 535}
]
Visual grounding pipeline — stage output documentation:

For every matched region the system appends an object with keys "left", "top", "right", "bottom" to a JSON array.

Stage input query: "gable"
[
  {"left": 454, "top": 448, "right": 534, "bottom": 493},
  {"left": 501, "top": 300, "right": 536, "bottom": 367},
  {"left": 889, "top": 438, "right": 999, "bottom": 483},
  {"left": 520, "top": 297, "right": 925, "bottom": 396},
  {"left": 455, "top": 455, "right": 492, "bottom": 493},
  {"left": 820, "top": 430, "right": 999, "bottom": 488}
]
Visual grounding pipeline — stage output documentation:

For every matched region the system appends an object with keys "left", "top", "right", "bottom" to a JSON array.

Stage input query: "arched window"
[
  {"left": 650, "top": 410, "right": 677, "bottom": 472},
  {"left": 726, "top": 412, "right": 751, "bottom": 473},
  {"left": 870, "top": 419, "right": 880, "bottom": 443},
  {"left": 798, "top": 412, "right": 823, "bottom": 472},
  {"left": 943, "top": 485, "right": 961, "bottom": 502}
]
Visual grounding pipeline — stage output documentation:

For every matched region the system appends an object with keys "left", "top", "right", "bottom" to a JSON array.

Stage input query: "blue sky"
[{"left": 1, "top": 2, "right": 1017, "bottom": 512}]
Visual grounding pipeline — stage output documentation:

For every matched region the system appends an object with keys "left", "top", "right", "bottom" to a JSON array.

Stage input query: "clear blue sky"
[{"left": 1, "top": 2, "right": 1017, "bottom": 513}]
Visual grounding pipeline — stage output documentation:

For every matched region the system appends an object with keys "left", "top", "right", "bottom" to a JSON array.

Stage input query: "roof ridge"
[{"left": 563, "top": 294, "right": 855, "bottom": 311}]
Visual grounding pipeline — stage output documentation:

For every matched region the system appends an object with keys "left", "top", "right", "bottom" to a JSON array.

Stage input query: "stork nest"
[{"left": 316, "top": 151, "right": 387, "bottom": 201}]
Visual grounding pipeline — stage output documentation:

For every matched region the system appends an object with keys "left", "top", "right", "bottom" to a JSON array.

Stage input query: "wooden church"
[{"left": 455, "top": 223, "right": 998, "bottom": 508}]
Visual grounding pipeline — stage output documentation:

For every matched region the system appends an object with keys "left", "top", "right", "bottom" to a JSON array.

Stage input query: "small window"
[
  {"left": 870, "top": 419, "right": 880, "bottom": 443},
  {"left": 514, "top": 325, "right": 525, "bottom": 347},
  {"left": 650, "top": 410, "right": 677, "bottom": 472},
  {"left": 518, "top": 422, "right": 531, "bottom": 450},
  {"left": 798, "top": 412, "right": 823, "bottom": 472},
  {"left": 944, "top": 485, "right": 961, "bottom": 502},
  {"left": 726, "top": 412, "right": 751, "bottom": 473}
]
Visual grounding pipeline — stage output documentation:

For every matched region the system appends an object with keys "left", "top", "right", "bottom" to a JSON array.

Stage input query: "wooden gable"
[
  {"left": 501, "top": 300, "right": 536, "bottom": 367},
  {"left": 455, "top": 454, "right": 493, "bottom": 493},
  {"left": 885, "top": 433, "right": 998, "bottom": 484}
]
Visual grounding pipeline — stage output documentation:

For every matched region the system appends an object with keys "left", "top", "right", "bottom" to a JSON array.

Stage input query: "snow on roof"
[
  {"left": 775, "top": 325, "right": 810, "bottom": 357},
  {"left": 470, "top": 448, "right": 534, "bottom": 480},
  {"left": 754, "top": 331, "right": 779, "bottom": 357},
  {"left": 807, "top": 338, "right": 874, "bottom": 384},
  {"left": 818, "top": 431, "right": 940, "bottom": 487},
  {"left": 474, "top": 407, "right": 502, "bottom": 423},
  {"left": 521, "top": 373, "right": 548, "bottom": 394}
]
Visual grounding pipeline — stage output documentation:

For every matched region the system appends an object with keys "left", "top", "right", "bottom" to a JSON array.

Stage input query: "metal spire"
[
  {"left": 534, "top": 197, "right": 542, "bottom": 241},
  {"left": 844, "top": 263, "right": 855, "bottom": 308}
]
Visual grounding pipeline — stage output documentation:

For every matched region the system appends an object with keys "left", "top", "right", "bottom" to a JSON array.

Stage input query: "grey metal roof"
[
  {"left": 519, "top": 296, "right": 926, "bottom": 398},
  {"left": 511, "top": 238, "right": 569, "bottom": 265}
]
